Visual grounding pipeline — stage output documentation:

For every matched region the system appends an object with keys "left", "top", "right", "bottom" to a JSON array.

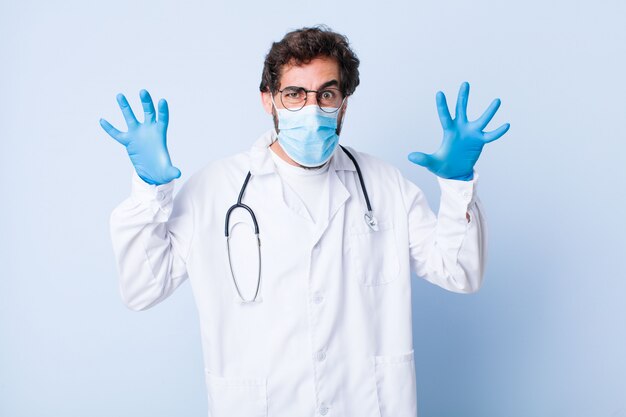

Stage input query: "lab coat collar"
[{"left": 249, "top": 129, "right": 357, "bottom": 176}]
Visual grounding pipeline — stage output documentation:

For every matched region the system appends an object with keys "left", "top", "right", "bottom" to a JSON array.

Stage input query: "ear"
[{"left": 261, "top": 91, "right": 274, "bottom": 115}]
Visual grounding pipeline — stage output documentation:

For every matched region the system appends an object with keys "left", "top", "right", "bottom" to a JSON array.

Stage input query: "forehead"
[{"left": 279, "top": 56, "right": 340, "bottom": 89}]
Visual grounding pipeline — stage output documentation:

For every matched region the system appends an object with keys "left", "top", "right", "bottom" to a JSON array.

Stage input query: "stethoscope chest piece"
[
  {"left": 364, "top": 211, "right": 379, "bottom": 231},
  {"left": 340, "top": 145, "right": 379, "bottom": 233}
]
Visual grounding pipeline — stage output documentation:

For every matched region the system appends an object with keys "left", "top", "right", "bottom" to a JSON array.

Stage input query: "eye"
[
  {"left": 282, "top": 87, "right": 305, "bottom": 100},
  {"left": 319, "top": 90, "right": 337, "bottom": 101}
]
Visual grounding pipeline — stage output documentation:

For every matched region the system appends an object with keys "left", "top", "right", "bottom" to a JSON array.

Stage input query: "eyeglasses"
[{"left": 275, "top": 86, "right": 345, "bottom": 113}]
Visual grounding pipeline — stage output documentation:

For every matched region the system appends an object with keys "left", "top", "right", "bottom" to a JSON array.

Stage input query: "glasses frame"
[{"left": 274, "top": 86, "right": 347, "bottom": 113}]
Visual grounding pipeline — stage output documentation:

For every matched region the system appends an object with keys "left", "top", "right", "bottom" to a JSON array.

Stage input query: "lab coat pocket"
[
  {"left": 205, "top": 370, "right": 267, "bottom": 417},
  {"left": 349, "top": 220, "right": 400, "bottom": 286},
  {"left": 373, "top": 350, "right": 418, "bottom": 417}
]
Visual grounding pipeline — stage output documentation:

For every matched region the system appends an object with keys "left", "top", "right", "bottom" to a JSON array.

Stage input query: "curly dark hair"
[{"left": 259, "top": 25, "right": 360, "bottom": 96}]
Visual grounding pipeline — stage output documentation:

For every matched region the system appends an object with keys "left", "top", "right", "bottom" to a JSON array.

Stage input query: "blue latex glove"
[
  {"left": 99, "top": 89, "right": 181, "bottom": 185},
  {"left": 408, "top": 82, "right": 510, "bottom": 181}
]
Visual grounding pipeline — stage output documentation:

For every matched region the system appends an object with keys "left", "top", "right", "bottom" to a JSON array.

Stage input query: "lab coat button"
[
  {"left": 316, "top": 350, "right": 326, "bottom": 361},
  {"left": 319, "top": 404, "right": 329, "bottom": 415},
  {"left": 312, "top": 293, "right": 324, "bottom": 304},
  {"left": 156, "top": 191, "right": 165, "bottom": 201}
]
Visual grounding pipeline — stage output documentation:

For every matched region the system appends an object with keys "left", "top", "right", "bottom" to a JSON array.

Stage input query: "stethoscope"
[{"left": 225, "top": 145, "right": 378, "bottom": 303}]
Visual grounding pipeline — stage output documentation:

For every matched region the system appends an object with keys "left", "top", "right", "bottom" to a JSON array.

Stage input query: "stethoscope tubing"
[{"left": 339, "top": 145, "right": 372, "bottom": 213}]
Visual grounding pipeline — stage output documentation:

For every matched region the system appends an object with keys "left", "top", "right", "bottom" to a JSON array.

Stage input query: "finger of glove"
[
  {"left": 99, "top": 118, "right": 129, "bottom": 146},
  {"left": 167, "top": 165, "right": 182, "bottom": 180},
  {"left": 140, "top": 89, "right": 156, "bottom": 123},
  {"left": 116, "top": 94, "right": 139, "bottom": 128},
  {"left": 455, "top": 82, "right": 470, "bottom": 122},
  {"left": 157, "top": 98, "right": 169, "bottom": 130},
  {"left": 408, "top": 152, "right": 434, "bottom": 168},
  {"left": 483, "top": 123, "right": 510, "bottom": 143},
  {"left": 474, "top": 98, "right": 501, "bottom": 131},
  {"left": 436, "top": 91, "right": 453, "bottom": 130}
]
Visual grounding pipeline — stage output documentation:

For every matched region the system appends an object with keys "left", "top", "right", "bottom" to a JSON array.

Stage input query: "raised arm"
[
  {"left": 403, "top": 82, "right": 509, "bottom": 292},
  {"left": 100, "top": 90, "right": 192, "bottom": 310}
]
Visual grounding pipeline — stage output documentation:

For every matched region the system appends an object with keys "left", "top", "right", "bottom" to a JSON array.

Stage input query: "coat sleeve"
[
  {"left": 109, "top": 171, "right": 195, "bottom": 310},
  {"left": 399, "top": 171, "right": 487, "bottom": 293}
]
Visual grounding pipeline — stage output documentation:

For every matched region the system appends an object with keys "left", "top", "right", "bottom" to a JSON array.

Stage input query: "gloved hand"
[
  {"left": 408, "top": 82, "right": 510, "bottom": 181},
  {"left": 99, "top": 89, "right": 181, "bottom": 185}
]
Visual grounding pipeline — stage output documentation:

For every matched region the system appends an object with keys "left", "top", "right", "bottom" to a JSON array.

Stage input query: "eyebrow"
[
  {"left": 318, "top": 80, "right": 339, "bottom": 90},
  {"left": 283, "top": 79, "right": 339, "bottom": 91}
]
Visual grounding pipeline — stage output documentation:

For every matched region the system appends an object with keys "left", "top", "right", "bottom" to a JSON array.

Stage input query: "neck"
[{"left": 269, "top": 140, "right": 300, "bottom": 167}]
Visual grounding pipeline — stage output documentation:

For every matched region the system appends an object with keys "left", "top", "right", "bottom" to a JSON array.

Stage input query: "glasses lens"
[
  {"left": 317, "top": 88, "right": 344, "bottom": 113},
  {"left": 280, "top": 87, "right": 306, "bottom": 111}
]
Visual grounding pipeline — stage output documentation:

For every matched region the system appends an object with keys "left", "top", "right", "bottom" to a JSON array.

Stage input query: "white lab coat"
[{"left": 110, "top": 129, "right": 487, "bottom": 417}]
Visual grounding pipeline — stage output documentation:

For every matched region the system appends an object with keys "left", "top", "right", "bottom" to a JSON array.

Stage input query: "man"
[{"left": 100, "top": 26, "right": 509, "bottom": 417}]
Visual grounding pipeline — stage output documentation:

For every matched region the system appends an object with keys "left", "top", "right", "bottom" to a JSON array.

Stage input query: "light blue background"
[{"left": 1, "top": 0, "right": 625, "bottom": 416}]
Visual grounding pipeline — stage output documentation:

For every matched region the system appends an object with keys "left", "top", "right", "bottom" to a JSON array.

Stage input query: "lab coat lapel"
[
  {"left": 311, "top": 146, "right": 355, "bottom": 244},
  {"left": 281, "top": 181, "right": 314, "bottom": 222},
  {"left": 249, "top": 130, "right": 314, "bottom": 223},
  {"left": 249, "top": 133, "right": 359, "bottom": 238},
  {"left": 327, "top": 169, "right": 350, "bottom": 223}
]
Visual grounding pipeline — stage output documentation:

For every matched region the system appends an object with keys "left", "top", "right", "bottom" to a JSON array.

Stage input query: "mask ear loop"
[
  {"left": 336, "top": 95, "right": 348, "bottom": 135},
  {"left": 269, "top": 92, "right": 281, "bottom": 140}
]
